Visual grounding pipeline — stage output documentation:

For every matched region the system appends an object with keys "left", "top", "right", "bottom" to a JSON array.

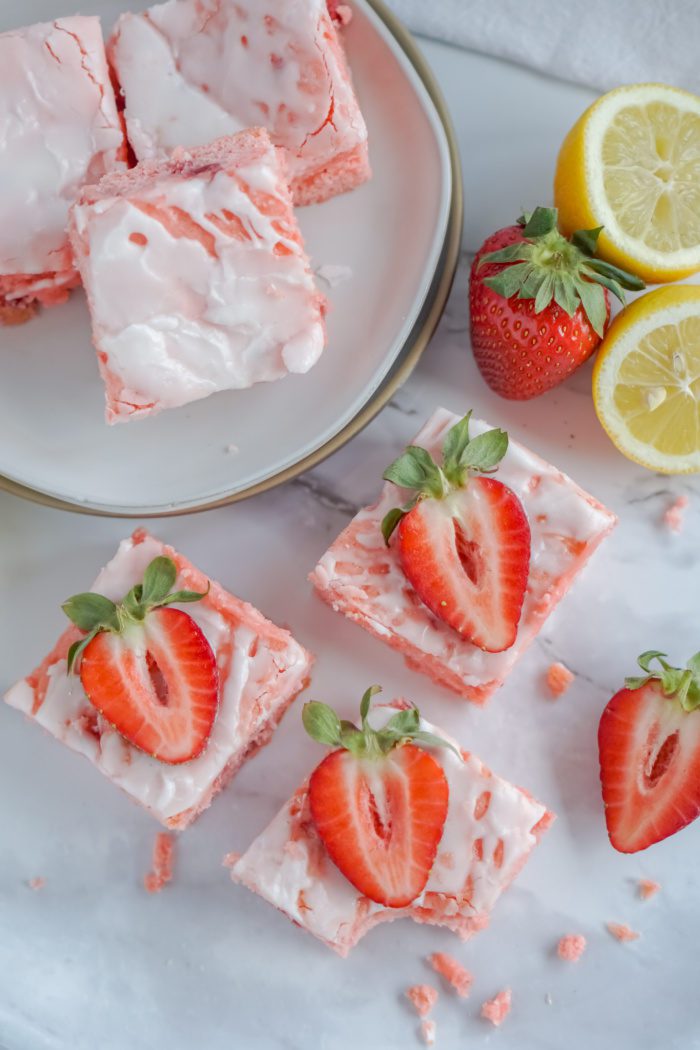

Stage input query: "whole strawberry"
[{"left": 469, "top": 207, "right": 644, "bottom": 400}]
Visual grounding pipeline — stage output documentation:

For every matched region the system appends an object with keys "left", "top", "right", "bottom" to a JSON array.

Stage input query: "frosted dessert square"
[
  {"left": 230, "top": 700, "right": 552, "bottom": 956},
  {"left": 0, "top": 16, "right": 125, "bottom": 323},
  {"left": 4, "top": 529, "right": 313, "bottom": 828},
  {"left": 69, "top": 128, "right": 326, "bottom": 423},
  {"left": 109, "top": 0, "right": 370, "bottom": 206},
  {"left": 310, "top": 408, "right": 616, "bottom": 703}
]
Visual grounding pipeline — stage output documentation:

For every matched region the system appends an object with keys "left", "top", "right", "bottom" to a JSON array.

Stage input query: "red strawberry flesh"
[
  {"left": 397, "top": 478, "right": 530, "bottom": 653},
  {"left": 308, "top": 743, "right": 449, "bottom": 907},
  {"left": 599, "top": 681, "right": 700, "bottom": 852},
  {"left": 80, "top": 607, "right": 219, "bottom": 764}
]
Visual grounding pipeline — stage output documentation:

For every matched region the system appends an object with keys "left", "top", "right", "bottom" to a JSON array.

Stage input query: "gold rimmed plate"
[{"left": 0, "top": 0, "right": 462, "bottom": 516}]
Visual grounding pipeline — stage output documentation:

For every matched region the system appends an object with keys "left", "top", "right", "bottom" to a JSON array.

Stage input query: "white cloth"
[{"left": 384, "top": 0, "right": 700, "bottom": 94}]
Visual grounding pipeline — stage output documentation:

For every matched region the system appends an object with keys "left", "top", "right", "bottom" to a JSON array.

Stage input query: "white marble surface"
[{"left": 2, "top": 38, "right": 700, "bottom": 1050}]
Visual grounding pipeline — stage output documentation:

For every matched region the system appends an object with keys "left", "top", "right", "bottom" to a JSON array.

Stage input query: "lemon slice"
[
  {"left": 593, "top": 285, "right": 700, "bottom": 472},
  {"left": 555, "top": 84, "right": 700, "bottom": 282}
]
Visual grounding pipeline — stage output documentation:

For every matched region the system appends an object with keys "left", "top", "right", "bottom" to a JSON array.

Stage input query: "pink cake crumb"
[
  {"left": 663, "top": 495, "right": 688, "bottom": 533},
  {"left": 420, "top": 1019, "right": 436, "bottom": 1046},
  {"left": 557, "top": 934, "right": 587, "bottom": 961},
  {"left": 481, "top": 988, "right": 512, "bottom": 1026},
  {"left": 606, "top": 922, "right": 640, "bottom": 943},
  {"left": 546, "top": 662, "right": 575, "bottom": 697},
  {"left": 406, "top": 985, "right": 438, "bottom": 1019},
  {"left": 144, "top": 832, "right": 175, "bottom": 893},
  {"left": 638, "top": 879, "right": 661, "bottom": 901},
  {"left": 427, "top": 952, "right": 473, "bottom": 997},
  {"left": 27, "top": 877, "right": 46, "bottom": 891}
]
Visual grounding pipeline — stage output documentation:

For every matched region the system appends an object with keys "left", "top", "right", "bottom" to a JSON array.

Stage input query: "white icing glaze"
[
  {"left": 109, "top": 0, "right": 367, "bottom": 184},
  {"left": 4, "top": 534, "right": 311, "bottom": 824},
  {"left": 0, "top": 17, "right": 124, "bottom": 280},
  {"left": 232, "top": 703, "right": 548, "bottom": 950},
  {"left": 311, "top": 408, "right": 617, "bottom": 693},
  {"left": 70, "top": 134, "right": 325, "bottom": 421}
]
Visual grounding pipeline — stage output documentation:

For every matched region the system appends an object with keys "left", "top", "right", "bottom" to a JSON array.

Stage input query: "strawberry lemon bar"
[
  {"left": 311, "top": 409, "right": 616, "bottom": 702},
  {"left": 230, "top": 689, "right": 552, "bottom": 955},
  {"left": 109, "top": 0, "right": 370, "bottom": 206},
  {"left": 69, "top": 128, "right": 326, "bottom": 423},
  {"left": 4, "top": 530, "right": 313, "bottom": 828},
  {"left": 0, "top": 17, "right": 125, "bottom": 323}
]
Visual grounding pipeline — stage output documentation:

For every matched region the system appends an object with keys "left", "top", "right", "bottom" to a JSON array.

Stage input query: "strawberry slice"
[
  {"left": 303, "top": 687, "right": 454, "bottom": 907},
  {"left": 62, "top": 555, "right": 219, "bottom": 764},
  {"left": 381, "top": 411, "right": 531, "bottom": 653},
  {"left": 599, "top": 650, "right": 700, "bottom": 852}
]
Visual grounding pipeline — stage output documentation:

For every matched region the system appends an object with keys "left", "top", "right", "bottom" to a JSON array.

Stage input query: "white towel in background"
[{"left": 384, "top": 0, "right": 700, "bottom": 94}]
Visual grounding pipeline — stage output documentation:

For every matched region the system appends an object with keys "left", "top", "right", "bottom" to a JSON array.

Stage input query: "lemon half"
[
  {"left": 555, "top": 83, "right": 700, "bottom": 283},
  {"left": 593, "top": 285, "right": 700, "bottom": 473}
]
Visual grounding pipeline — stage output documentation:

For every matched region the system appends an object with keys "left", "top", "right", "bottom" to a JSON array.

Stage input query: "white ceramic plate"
[{"left": 0, "top": 0, "right": 460, "bottom": 516}]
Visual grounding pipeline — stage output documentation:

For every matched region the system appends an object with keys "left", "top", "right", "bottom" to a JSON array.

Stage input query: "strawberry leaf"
[
  {"left": 302, "top": 702, "right": 343, "bottom": 747},
  {"left": 625, "top": 650, "right": 700, "bottom": 713},
  {"left": 156, "top": 587, "right": 210, "bottom": 607},
  {"left": 483, "top": 261, "right": 532, "bottom": 300},
  {"left": 576, "top": 279, "right": 607, "bottom": 337},
  {"left": 534, "top": 271, "right": 555, "bottom": 313},
  {"left": 583, "top": 257, "right": 646, "bottom": 291},
  {"left": 360, "top": 684, "right": 381, "bottom": 725},
  {"left": 381, "top": 507, "right": 406, "bottom": 545},
  {"left": 572, "top": 226, "right": 603, "bottom": 255},
  {"left": 412, "top": 730, "right": 462, "bottom": 759},
  {"left": 442, "top": 411, "right": 473, "bottom": 472},
  {"left": 383, "top": 446, "right": 445, "bottom": 497},
  {"left": 458, "top": 428, "right": 508, "bottom": 472},
  {"left": 141, "top": 556, "right": 177, "bottom": 605},
  {"left": 61, "top": 593, "right": 119, "bottom": 633},
  {"left": 476, "top": 243, "right": 530, "bottom": 270},
  {"left": 66, "top": 627, "right": 101, "bottom": 674},
  {"left": 521, "top": 206, "right": 558, "bottom": 238}
]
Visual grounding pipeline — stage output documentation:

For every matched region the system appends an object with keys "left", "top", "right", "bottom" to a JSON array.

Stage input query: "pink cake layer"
[
  {"left": 0, "top": 17, "right": 125, "bottom": 321},
  {"left": 4, "top": 529, "right": 314, "bottom": 829},
  {"left": 69, "top": 128, "right": 327, "bottom": 423},
  {"left": 108, "top": 0, "right": 370, "bottom": 206},
  {"left": 310, "top": 408, "right": 617, "bottom": 703},
  {"left": 230, "top": 701, "right": 553, "bottom": 956}
]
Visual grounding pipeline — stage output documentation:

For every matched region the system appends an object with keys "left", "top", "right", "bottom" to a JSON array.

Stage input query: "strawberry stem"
[
  {"left": 62, "top": 556, "right": 209, "bottom": 673},
  {"left": 380, "top": 411, "right": 508, "bottom": 544},
  {"left": 302, "top": 687, "right": 461, "bottom": 760},
  {"left": 477, "top": 206, "right": 645, "bottom": 337},
  {"left": 625, "top": 650, "right": 700, "bottom": 712}
]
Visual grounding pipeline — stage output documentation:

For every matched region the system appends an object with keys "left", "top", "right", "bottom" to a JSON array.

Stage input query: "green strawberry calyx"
[
  {"left": 62, "top": 556, "right": 209, "bottom": 673},
  {"left": 302, "top": 685, "right": 461, "bottom": 760},
  {"left": 476, "top": 206, "right": 645, "bottom": 337},
  {"left": 625, "top": 650, "right": 700, "bottom": 713},
  {"left": 379, "top": 410, "right": 507, "bottom": 544}
]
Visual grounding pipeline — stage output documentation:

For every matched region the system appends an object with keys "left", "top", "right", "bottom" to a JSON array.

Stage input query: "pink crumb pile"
[
  {"left": 481, "top": 988, "right": 512, "bottom": 1027},
  {"left": 420, "top": 1019, "right": 436, "bottom": 1046},
  {"left": 405, "top": 985, "right": 438, "bottom": 1020},
  {"left": 144, "top": 832, "right": 176, "bottom": 893},
  {"left": 546, "top": 662, "right": 575, "bottom": 697},
  {"left": 427, "top": 952, "right": 473, "bottom": 998},
  {"left": 557, "top": 934, "right": 587, "bottom": 962},
  {"left": 663, "top": 495, "right": 688, "bottom": 533},
  {"left": 27, "top": 877, "right": 46, "bottom": 891},
  {"left": 606, "top": 922, "right": 640, "bottom": 943},
  {"left": 638, "top": 879, "right": 661, "bottom": 901}
]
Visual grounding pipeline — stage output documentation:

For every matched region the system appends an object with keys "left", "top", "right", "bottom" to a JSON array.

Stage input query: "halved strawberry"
[
  {"left": 62, "top": 555, "right": 219, "bottom": 764},
  {"left": 303, "top": 687, "right": 454, "bottom": 907},
  {"left": 599, "top": 650, "right": 700, "bottom": 853},
  {"left": 381, "top": 411, "right": 531, "bottom": 653}
]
